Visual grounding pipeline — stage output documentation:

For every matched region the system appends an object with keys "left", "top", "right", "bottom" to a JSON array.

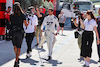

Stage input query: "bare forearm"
[
  {"left": 63, "top": 19, "right": 66, "bottom": 23},
  {"left": 34, "top": 26, "right": 37, "bottom": 32},
  {"left": 74, "top": 21, "right": 78, "bottom": 27},
  {"left": 80, "top": 21, "right": 85, "bottom": 29},
  {"left": 24, "top": 20, "right": 28, "bottom": 27},
  {"left": 57, "top": 26, "right": 60, "bottom": 33},
  {"left": 58, "top": 15, "right": 61, "bottom": 18},
  {"left": 94, "top": 27, "right": 99, "bottom": 39}
]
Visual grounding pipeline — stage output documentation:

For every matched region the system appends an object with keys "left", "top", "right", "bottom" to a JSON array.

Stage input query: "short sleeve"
[
  {"left": 83, "top": 19, "right": 88, "bottom": 25},
  {"left": 34, "top": 16, "right": 38, "bottom": 26},
  {"left": 93, "top": 20, "right": 97, "bottom": 27},
  {"left": 22, "top": 13, "right": 26, "bottom": 20}
]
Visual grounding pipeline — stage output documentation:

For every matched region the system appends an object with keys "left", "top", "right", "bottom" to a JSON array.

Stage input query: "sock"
[
  {"left": 85, "top": 60, "right": 87, "bottom": 65},
  {"left": 86, "top": 62, "right": 89, "bottom": 66},
  {"left": 27, "top": 53, "right": 30, "bottom": 56}
]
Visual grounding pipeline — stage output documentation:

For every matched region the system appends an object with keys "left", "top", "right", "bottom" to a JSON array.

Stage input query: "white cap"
[
  {"left": 48, "top": 7, "right": 54, "bottom": 10},
  {"left": 14, "top": 2, "right": 20, "bottom": 6},
  {"left": 39, "top": 6, "right": 43, "bottom": 8},
  {"left": 28, "top": 6, "right": 35, "bottom": 9}
]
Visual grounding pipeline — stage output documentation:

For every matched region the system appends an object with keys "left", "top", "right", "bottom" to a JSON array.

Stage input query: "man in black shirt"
[{"left": 35, "top": 6, "right": 44, "bottom": 47}]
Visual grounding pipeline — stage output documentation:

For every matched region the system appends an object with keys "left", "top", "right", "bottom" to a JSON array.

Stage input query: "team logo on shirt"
[{"left": 47, "top": 22, "right": 53, "bottom": 25}]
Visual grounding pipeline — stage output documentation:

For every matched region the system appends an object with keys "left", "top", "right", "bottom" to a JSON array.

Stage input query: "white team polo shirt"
[
  {"left": 84, "top": 19, "right": 97, "bottom": 31},
  {"left": 24, "top": 15, "right": 38, "bottom": 33}
]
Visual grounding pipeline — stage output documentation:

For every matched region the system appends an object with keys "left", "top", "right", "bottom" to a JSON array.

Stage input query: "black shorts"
[
  {"left": 59, "top": 23, "right": 64, "bottom": 27},
  {"left": 12, "top": 32, "right": 24, "bottom": 48}
]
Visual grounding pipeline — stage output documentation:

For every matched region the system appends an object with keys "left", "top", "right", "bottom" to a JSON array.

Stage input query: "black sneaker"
[
  {"left": 35, "top": 43, "right": 38, "bottom": 46},
  {"left": 14, "top": 62, "right": 19, "bottom": 67},
  {"left": 26, "top": 54, "right": 31, "bottom": 59},
  {"left": 26, "top": 56, "right": 29, "bottom": 59},
  {"left": 98, "top": 59, "right": 100, "bottom": 62},
  {"left": 41, "top": 46, "right": 43, "bottom": 48},
  {"left": 83, "top": 64, "right": 86, "bottom": 67},
  {"left": 47, "top": 56, "right": 52, "bottom": 61},
  {"left": 18, "top": 59, "right": 20, "bottom": 64}
]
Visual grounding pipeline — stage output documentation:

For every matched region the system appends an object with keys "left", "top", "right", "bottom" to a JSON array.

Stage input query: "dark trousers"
[
  {"left": 81, "top": 31, "right": 94, "bottom": 58},
  {"left": 97, "top": 45, "right": 100, "bottom": 59},
  {"left": 6, "top": 21, "right": 11, "bottom": 40},
  {"left": 26, "top": 32, "right": 35, "bottom": 53}
]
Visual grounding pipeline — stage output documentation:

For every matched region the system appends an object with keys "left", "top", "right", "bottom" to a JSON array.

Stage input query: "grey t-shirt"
[{"left": 59, "top": 14, "right": 66, "bottom": 23}]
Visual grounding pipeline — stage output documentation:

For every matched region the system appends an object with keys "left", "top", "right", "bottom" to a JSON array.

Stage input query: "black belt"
[{"left": 84, "top": 30, "right": 93, "bottom": 32}]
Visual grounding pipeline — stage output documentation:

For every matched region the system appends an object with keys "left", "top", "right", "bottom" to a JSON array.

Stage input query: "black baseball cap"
[{"left": 8, "top": 6, "right": 11, "bottom": 8}]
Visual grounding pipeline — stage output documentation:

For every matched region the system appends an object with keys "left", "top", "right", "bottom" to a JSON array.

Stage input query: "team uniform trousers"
[{"left": 45, "top": 30, "right": 55, "bottom": 56}]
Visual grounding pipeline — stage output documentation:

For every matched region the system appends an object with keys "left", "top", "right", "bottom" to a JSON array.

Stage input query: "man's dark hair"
[
  {"left": 49, "top": 9, "right": 54, "bottom": 12},
  {"left": 8, "top": 6, "right": 11, "bottom": 8}
]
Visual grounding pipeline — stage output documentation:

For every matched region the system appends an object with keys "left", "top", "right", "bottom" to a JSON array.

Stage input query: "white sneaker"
[
  {"left": 29, "top": 51, "right": 32, "bottom": 55},
  {"left": 26, "top": 53, "right": 31, "bottom": 59}
]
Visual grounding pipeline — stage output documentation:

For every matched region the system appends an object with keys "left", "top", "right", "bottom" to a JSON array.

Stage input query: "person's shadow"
[
  {"left": 82, "top": 59, "right": 98, "bottom": 67},
  {"left": 90, "top": 59, "right": 98, "bottom": 64},
  {"left": 36, "top": 47, "right": 46, "bottom": 52},
  {"left": 48, "top": 59, "right": 62, "bottom": 66},
  {"left": 42, "top": 58, "right": 62, "bottom": 66},
  {"left": 20, "top": 58, "right": 39, "bottom": 65}
]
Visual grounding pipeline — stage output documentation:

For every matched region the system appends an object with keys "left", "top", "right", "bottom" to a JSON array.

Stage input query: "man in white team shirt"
[
  {"left": 41, "top": 8, "right": 60, "bottom": 60},
  {"left": 24, "top": 6, "right": 38, "bottom": 59}
]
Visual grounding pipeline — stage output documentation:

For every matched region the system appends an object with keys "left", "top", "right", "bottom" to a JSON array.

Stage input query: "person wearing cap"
[
  {"left": 5, "top": 6, "right": 12, "bottom": 41},
  {"left": 10, "top": 2, "right": 28, "bottom": 67},
  {"left": 24, "top": 6, "right": 38, "bottom": 59},
  {"left": 35, "top": 6, "right": 44, "bottom": 47},
  {"left": 74, "top": 12, "right": 85, "bottom": 60},
  {"left": 58, "top": 10, "right": 66, "bottom": 35},
  {"left": 39, "top": 6, "right": 44, "bottom": 15},
  {"left": 40, "top": 7, "right": 60, "bottom": 60},
  {"left": 30, "top": 6, "right": 35, "bottom": 14}
]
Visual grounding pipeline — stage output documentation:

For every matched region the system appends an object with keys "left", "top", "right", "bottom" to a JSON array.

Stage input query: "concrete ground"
[{"left": 0, "top": 24, "right": 100, "bottom": 67}]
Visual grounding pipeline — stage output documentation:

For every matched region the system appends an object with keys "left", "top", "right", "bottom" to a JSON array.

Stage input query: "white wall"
[{"left": 6, "top": 0, "right": 13, "bottom": 13}]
